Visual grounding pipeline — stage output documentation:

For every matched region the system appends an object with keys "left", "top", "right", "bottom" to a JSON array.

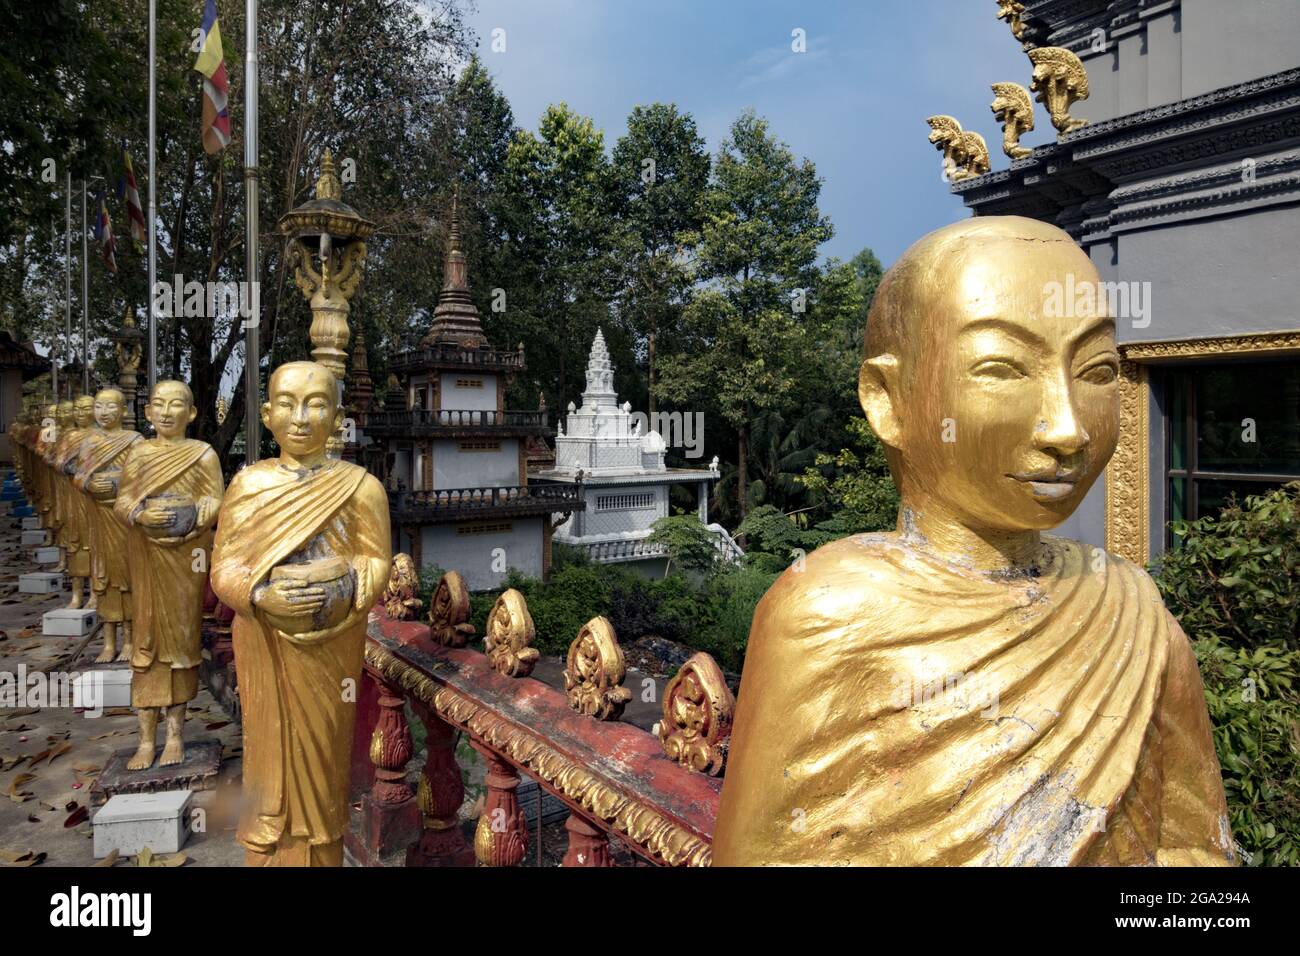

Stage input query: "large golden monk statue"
[
  {"left": 713, "top": 217, "right": 1235, "bottom": 867},
  {"left": 212, "top": 362, "right": 392, "bottom": 867},
  {"left": 74, "top": 389, "right": 142, "bottom": 662},
  {"left": 115, "top": 381, "right": 224, "bottom": 770}
]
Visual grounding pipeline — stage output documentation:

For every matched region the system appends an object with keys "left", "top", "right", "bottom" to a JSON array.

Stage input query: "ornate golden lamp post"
[
  {"left": 112, "top": 305, "right": 145, "bottom": 430},
  {"left": 277, "top": 149, "right": 374, "bottom": 453}
]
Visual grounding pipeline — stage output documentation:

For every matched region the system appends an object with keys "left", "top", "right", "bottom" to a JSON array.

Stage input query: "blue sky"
[{"left": 462, "top": 0, "right": 1036, "bottom": 266}]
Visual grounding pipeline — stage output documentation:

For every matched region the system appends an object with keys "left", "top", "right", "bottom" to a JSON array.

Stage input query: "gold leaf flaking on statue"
[
  {"left": 926, "top": 116, "right": 990, "bottom": 182},
  {"left": 428, "top": 570, "right": 476, "bottom": 646},
  {"left": 1029, "top": 46, "right": 1090, "bottom": 137},
  {"left": 382, "top": 553, "right": 423, "bottom": 621},
  {"left": 991, "top": 82, "right": 1036, "bottom": 159},
  {"left": 658, "top": 653, "right": 734, "bottom": 776},
  {"left": 484, "top": 589, "right": 538, "bottom": 678},
  {"left": 564, "top": 616, "right": 633, "bottom": 721}
]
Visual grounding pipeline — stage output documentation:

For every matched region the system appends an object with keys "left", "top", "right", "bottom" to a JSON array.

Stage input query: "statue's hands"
[
  {"left": 137, "top": 507, "right": 174, "bottom": 529},
  {"left": 254, "top": 579, "right": 327, "bottom": 620},
  {"left": 88, "top": 474, "right": 114, "bottom": 496}
]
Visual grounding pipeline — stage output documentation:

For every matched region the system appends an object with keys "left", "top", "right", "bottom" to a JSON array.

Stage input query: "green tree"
[
  {"left": 609, "top": 104, "right": 710, "bottom": 415},
  {"left": 658, "top": 110, "right": 832, "bottom": 527},
  {"left": 496, "top": 104, "right": 620, "bottom": 407}
]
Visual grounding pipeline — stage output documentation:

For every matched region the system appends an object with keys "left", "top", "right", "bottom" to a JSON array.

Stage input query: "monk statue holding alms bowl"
[
  {"left": 712, "top": 217, "right": 1235, "bottom": 867},
  {"left": 114, "top": 380, "right": 224, "bottom": 771},
  {"left": 212, "top": 361, "right": 391, "bottom": 867}
]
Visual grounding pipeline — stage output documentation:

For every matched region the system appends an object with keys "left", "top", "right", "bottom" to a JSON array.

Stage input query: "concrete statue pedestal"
[
  {"left": 43, "top": 607, "right": 98, "bottom": 637},
  {"left": 19, "top": 571, "right": 65, "bottom": 594},
  {"left": 92, "top": 791, "right": 193, "bottom": 858}
]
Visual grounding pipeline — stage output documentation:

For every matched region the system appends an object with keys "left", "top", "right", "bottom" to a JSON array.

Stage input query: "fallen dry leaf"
[
  {"left": 64, "top": 805, "right": 89, "bottom": 828},
  {"left": 47, "top": 741, "right": 72, "bottom": 764},
  {"left": 94, "top": 849, "right": 120, "bottom": 867}
]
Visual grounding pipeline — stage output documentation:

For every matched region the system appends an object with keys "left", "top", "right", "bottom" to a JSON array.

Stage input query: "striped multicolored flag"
[
  {"left": 93, "top": 190, "right": 118, "bottom": 274},
  {"left": 193, "top": 0, "right": 231, "bottom": 154},
  {"left": 116, "top": 144, "right": 146, "bottom": 251}
]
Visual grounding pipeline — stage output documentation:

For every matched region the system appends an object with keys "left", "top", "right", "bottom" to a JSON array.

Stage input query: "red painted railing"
[{"left": 346, "top": 569, "right": 733, "bottom": 866}]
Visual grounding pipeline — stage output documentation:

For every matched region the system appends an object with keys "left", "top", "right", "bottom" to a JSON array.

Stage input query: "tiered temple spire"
[
  {"left": 420, "top": 195, "right": 488, "bottom": 349},
  {"left": 578, "top": 328, "right": 618, "bottom": 412}
]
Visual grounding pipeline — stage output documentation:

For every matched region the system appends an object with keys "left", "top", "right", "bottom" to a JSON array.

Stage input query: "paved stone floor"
[
  {"left": 0, "top": 490, "right": 244, "bottom": 868},
  {"left": 1, "top": 476, "right": 661, "bottom": 869}
]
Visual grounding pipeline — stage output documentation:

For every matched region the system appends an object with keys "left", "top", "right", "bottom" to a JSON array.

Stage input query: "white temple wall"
[
  {"left": 433, "top": 438, "right": 520, "bottom": 488},
  {"left": 422, "top": 517, "right": 544, "bottom": 590},
  {"left": 440, "top": 372, "right": 498, "bottom": 411},
  {"left": 567, "top": 483, "right": 668, "bottom": 539}
]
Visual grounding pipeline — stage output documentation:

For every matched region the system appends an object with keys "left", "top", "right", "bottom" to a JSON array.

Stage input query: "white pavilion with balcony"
[{"left": 532, "top": 330, "right": 740, "bottom": 574}]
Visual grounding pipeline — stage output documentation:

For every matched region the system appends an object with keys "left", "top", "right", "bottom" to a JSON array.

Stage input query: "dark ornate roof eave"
[
  {"left": 0, "top": 332, "right": 52, "bottom": 379},
  {"left": 950, "top": 67, "right": 1300, "bottom": 233}
]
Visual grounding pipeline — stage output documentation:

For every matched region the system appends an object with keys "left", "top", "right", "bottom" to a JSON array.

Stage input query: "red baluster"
[
  {"left": 562, "top": 812, "right": 612, "bottom": 867},
  {"left": 407, "top": 705, "right": 474, "bottom": 866},
  {"left": 471, "top": 742, "right": 527, "bottom": 867},
  {"left": 354, "top": 677, "right": 420, "bottom": 864}
]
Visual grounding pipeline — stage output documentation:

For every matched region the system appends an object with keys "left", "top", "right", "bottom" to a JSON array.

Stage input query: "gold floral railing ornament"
[
  {"left": 564, "top": 616, "right": 633, "bottom": 721},
  {"left": 383, "top": 553, "right": 424, "bottom": 621},
  {"left": 484, "top": 588, "right": 539, "bottom": 678},
  {"left": 428, "top": 570, "right": 476, "bottom": 647},
  {"left": 658, "top": 653, "right": 735, "bottom": 777}
]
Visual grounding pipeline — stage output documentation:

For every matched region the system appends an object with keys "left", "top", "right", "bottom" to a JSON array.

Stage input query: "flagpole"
[
  {"left": 64, "top": 172, "right": 72, "bottom": 402},
  {"left": 244, "top": 0, "right": 260, "bottom": 465},
  {"left": 81, "top": 179, "right": 90, "bottom": 396},
  {"left": 147, "top": 0, "right": 158, "bottom": 398}
]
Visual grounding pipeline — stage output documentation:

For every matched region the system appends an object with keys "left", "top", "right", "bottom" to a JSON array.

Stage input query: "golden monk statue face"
[
  {"left": 94, "top": 389, "right": 126, "bottom": 430},
  {"left": 145, "top": 381, "right": 197, "bottom": 440},
  {"left": 261, "top": 361, "right": 342, "bottom": 465},
  {"left": 860, "top": 217, "right": 1119, "bottom": 544},
  {"left": 57, "top": 400, "right": 75, "bottom": 427},
  {"left": 73, "top": 396, "right": 94, "bottom": 428}
]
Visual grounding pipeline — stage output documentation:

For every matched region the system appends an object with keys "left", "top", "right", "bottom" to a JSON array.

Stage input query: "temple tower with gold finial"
[{"left": 363, "top": 195, "right": 584, "bottom": 589}]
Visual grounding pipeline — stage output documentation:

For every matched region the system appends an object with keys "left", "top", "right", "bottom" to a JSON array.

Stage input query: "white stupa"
[{"left": 533, "top": 330, "right": 740, "bottom": 570}]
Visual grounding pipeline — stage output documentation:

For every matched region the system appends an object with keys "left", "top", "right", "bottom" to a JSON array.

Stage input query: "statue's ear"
[
  {"left": 859, "top": 354, "right": 903, "bottom": 449},
  {"left": 186, "top": 404, "right": 197, "bottom": 425},
  {"left": 332, "top": 408, "right": 344, "bottom": 435},
  {"left": 260, "top": 402, "right": 273, "bottom": 430}
]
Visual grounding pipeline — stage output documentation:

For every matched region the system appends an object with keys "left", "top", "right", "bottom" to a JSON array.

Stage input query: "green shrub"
[
  {"left": 694, "top": 563, "right": 780, "bottom": 671},
  {"left": 1152, "top": 482, "right": 1300, "bottom": 866},
  {"left": 649, "top": 514, "right": 722, "bottom": 573}
]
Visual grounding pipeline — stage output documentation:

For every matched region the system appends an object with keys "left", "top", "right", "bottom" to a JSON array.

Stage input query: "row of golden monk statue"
[
  {"left": 9, "top": 211, "right": 1235, "bottom": 867},
  {"left": 11, "top": 361, "right": 391, "bottom": 867}
]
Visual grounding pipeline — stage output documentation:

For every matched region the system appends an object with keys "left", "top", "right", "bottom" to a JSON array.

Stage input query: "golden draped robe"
[
  {"left": 210, "top": 459, "right": 391, "bottom": 863},
  {"left": 54, "top": 427, "right": 96, "bottom": 576},
  {"left": 711, "top": 535, "right": 1236, "bottom": 867},
  {"left": 39, "top": 427, "right": 62, "bottom": 539},
  {"left": 114, "top": 438, "right": 224, "bottom": 707},
  {"left": 73, "top": 428, "right": 142, "bottom": 623}
]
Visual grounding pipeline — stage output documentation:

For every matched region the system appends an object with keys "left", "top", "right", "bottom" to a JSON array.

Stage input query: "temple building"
[
  {"left": 956, "top": 0, "right": 1300, "bottom": 566},
  {"left": 362, "top": 202, "right": 583, "bottom": 590},
  {"left": 0, "top": 331, "right": 50, "bottom": 464},
  {"left": 532, "top": 330, "right": 739, "bottom": 575}
]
